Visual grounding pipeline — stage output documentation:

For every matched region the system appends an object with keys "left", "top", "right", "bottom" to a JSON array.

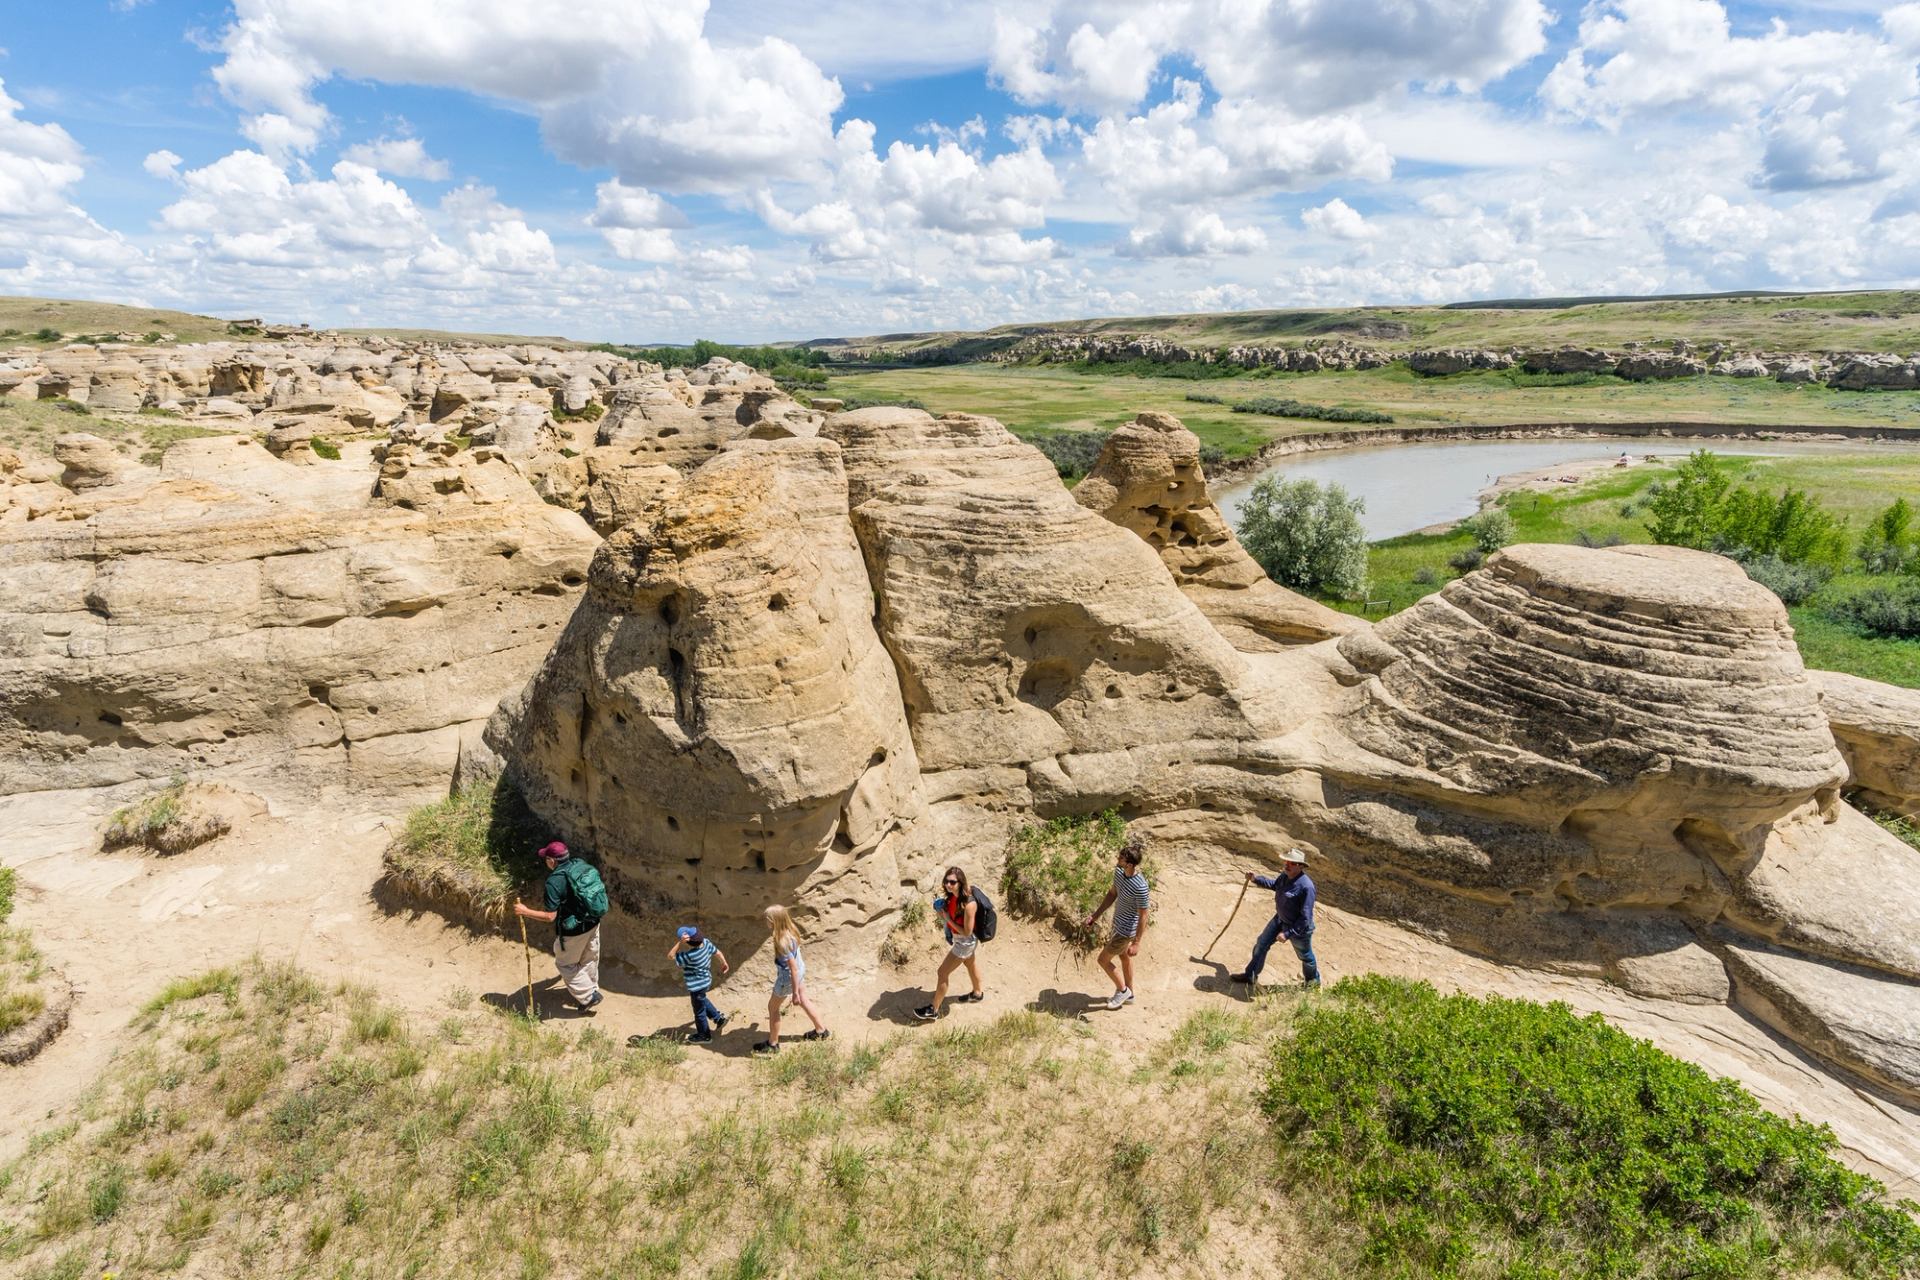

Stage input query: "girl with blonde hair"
[{"left": 753, "top": 904, "right": 829, "bottom": 1055}]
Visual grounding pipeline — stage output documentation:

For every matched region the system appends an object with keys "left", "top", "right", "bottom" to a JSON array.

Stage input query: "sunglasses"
[{"left": 943, "top": 878, "right": 959, "bottom": 886}]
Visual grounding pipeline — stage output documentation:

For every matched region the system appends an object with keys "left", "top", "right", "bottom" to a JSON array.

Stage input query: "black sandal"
[{"left": 800, "top": 1028, "right": 832, "bottom": 1042}]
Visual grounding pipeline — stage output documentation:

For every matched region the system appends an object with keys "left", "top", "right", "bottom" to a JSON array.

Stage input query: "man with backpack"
[
  {"left": 514, "top": 840, "right": 608, "bottom": 1014},
  {"left": 913, "top": 865, "right": 995, "bottom": 1022}
]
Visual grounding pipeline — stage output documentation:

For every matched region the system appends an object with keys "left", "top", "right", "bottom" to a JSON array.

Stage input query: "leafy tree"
[
  {"left": 1237, "top": 476, "right": 1369, "bottom": 598},
  {"left": 1860, "top": 497, "right": 1915, "bottom": 573},
  {"left": 1644, "top": 450, "right": 1731, "bottom": 549}
]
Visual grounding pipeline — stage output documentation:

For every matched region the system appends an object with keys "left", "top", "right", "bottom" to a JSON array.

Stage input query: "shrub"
[
  {"left": 552, "top": 400, "right": 605, "bottom": 423},
  {"left": 32, "top": 327, "right": 60, "bottom": 342},
  {"left": 1183, "top": 392, "right": 1224, "bottom": 404},
  {"left": 1231, "top": 396, "right": 1392, "bottom": 424},
  {"left": 1859, "top": 498, "right": 1916, "bottom": 573},
  {"left": 1410, "top": 566, "right": 1438, "bottom": 586},
  {"left": 1263, "top": 976, "right": 1920, "bottom": 1278},
  {"left": 1575, "top": 528, "right": 1625, "bottom": 548},
  {"left": 1740, "top": 553, "right": 1831, "bottom": 606},
  {"left": 1460, "top": 507, "right": 1515, "bottom": 553},
  {"left": 0, "top": 865, "right": 13, "bottom": 923},
  {"left": 1002, "top": 810, "right": 1136, "bottom": 949},
  {"left": 1029, "top": 430, "right": 1109, "bottom": 482},
  {"left": 1236, "top": 476, "right": 1369, "bottom": 598},
  {"left": 382, "top": 776, "right": 542, "bottom": 918},
  {"left": 1828, "top": 581, "right": 1920, "bottom": 640},
  {"left": 310, "top": 438, "right": 342, "bottom": 461},
  {"left": 833, "top": 395, "right": 927, "bottom": 412},
  {"left": 1448, "top": 546, "right": 1485, "bottom": 574},
  {"left": 1646, "top": 451, "right": 1847, "bottom": 567}
]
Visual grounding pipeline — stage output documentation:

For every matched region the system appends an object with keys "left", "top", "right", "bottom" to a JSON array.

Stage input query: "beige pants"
[{"left": 553, "top": 927, "right": 600, "bottom": 1004}]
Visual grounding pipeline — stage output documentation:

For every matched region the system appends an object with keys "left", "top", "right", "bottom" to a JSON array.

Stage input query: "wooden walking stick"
[
  {"left": 518, "top": 911, "right": 537, "bottom": 1020},
  {"left": 1201, "top": 877, "right": 1252, "bottom": 962}
]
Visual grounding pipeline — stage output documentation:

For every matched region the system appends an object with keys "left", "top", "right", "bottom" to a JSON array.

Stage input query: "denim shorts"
[
  {"left": 773, "top": 958, "right": 805, "bottom": 998},
  {"left": 948, "top": 935, "right": 978, "bottom": 960}
]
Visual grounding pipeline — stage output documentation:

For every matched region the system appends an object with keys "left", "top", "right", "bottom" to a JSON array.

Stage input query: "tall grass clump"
[
  {"left": 1263, "top": 976, "right": 1920, "bottom": 1278},
  {"left": 0, "top": 865, "right": 48, "bottom": 1037},
  {"left": 1002, "top": 809, "right": 1136, "bottom": 947},
  {"left": 382, "top": 776, "right": 541, "bottom": 918},
  {"left": 103, "top": 779, "right": 230, "bottom": 854}
]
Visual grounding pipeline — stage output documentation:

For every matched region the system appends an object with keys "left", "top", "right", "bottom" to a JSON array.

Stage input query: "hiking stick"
[
  {"left": 518, "top": 913, "right": 537, "bottom": 1020},
  {"left": 1200, "top": 878, "right": 1252, "bottom": 961}
]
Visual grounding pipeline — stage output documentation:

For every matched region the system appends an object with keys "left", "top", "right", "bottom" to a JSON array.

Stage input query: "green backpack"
[{"left": 564, "top": 858, "right": 609, "bottom": 927}]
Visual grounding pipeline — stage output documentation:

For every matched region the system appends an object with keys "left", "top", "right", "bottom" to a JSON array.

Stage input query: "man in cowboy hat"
[
  {"left": 513, "top": 841, "right": 606, "bottom": 1013},
  {"left": 1231, "top": 848, "right": 1319, "bottom": 989}
]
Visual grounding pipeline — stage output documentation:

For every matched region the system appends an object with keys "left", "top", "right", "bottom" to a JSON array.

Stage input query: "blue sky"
[{"left": 0, "top": 0, "right": 1916, "bottom": 342}]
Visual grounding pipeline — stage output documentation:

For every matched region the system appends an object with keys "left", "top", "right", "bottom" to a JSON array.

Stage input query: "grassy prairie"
[
  {"left": 822, "top": 364, "right": 1920, "bottom": 456},
  {"left": 809, "top": 289, "right": 1920, "bottom": 356},
  {"left": 3, "top": 963, "right": 1910, "bottom": 1279},
  {"left": 0, "top": 297, "right": 237, "bottom": 346}
]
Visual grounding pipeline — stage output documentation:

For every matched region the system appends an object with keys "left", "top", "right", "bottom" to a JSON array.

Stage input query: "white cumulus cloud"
[{"left": 341, "top": 136, "right": 452, "bottom": 181}]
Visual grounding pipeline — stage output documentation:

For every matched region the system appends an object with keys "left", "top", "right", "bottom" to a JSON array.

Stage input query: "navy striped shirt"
[
  {"left": 1112, "top": 869, "right": 1150, "bottom": 938},
  {"left": 674, "top": 939, "right": 717, "bottom": 992}
]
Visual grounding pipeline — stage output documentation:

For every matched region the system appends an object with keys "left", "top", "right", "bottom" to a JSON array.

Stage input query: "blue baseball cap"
[{"left": 677, "top": 925, "right": 699, "bottom": 941}]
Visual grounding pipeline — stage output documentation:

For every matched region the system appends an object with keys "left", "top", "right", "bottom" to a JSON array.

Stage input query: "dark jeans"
[
  {"left": 689, "top": 989, "right": 723, "bottom": 1034},
  {"left": 1246, "top": 916, "right": 1319, "bottom": 984}
]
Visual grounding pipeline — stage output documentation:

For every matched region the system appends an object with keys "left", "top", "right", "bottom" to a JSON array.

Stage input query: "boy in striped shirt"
[
  {"left": 1083, "top": 836, "right": 1151, "bottom": 1011},
  {"left": 670, "top": 925, "right": 730, "bottom": 1044}
]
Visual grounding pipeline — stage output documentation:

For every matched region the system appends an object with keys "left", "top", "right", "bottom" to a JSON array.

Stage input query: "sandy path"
[{"left": 5, "top": 787, "right": 1918, "bottom": 1190}]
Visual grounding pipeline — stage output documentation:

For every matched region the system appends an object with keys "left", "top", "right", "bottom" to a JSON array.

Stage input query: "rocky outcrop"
[
  {"left": 1829, "top": 354, "right": 1920, "bottom": 391},
  {"left": 486, "top": 436, "right": 925, "bottom": 941},
  {"left": 0, "top": 434, "right": 598, "bottom": 798},
  {"left": 1615, "top": 352, "right": 1706, "bottom": 380},
  {"left": 1073, "top": 411, "right": 1359, "bottom": 650},
  {"left": 1407, "top": 348, "right": 1516, "bottom": 375},
  {"left": 484, "top": 416, "right": 1920, "bottom": 1097},
  {"left": 1815, "top": 669, "right": 1920, "bottom": 813},
  {"left": 1522, "top": 347, "right": 1618, "bottom": 375}
]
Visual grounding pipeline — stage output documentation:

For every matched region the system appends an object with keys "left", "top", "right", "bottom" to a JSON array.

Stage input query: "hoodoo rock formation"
[{"left": 486, "top": 406, "right": 1920, "bottom": 1100}]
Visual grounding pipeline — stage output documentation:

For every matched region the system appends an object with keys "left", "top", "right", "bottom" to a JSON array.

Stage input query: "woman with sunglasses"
[{"left": 913, "top": 866, "right": 985, "bottom": 1022}]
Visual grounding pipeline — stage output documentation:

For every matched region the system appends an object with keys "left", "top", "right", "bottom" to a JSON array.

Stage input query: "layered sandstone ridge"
[{"left": 488, "top": 408, "right": 1920, "bottom": 1099}]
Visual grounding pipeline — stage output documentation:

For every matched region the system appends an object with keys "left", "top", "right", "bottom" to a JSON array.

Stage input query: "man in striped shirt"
[{"left": 1083, "top": 836, "right": 1151, "bottom": 1010}]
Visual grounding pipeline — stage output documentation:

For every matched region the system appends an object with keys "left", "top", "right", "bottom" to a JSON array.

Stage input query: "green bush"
[
  {"left": 1461, "top": 507, "right": 1515, "bottom": 553},
  {"left": 1828, "top": 581, "right": 1920, "bottom": 640},
  {"left": 1231, "top": 396, "right": 1392, "bottom": 424},
  {"left": 1002, "top": 810, "right": 1136, "bottom": 949},
  {"left": 1263, "top": 976, "right": 1920, "bottom": 1278},
  {"left": 1646, "top": 451, "right": 1847, "bottom": 567},
  {"left": 1448, "top": 546, "right": 1485, "bottom": 574},
  {"left": 1238, "top": 476, "right": 1369, "bottom": 598},
  {"left": 1029, "top": 430, "right": 1108, "bottom": 482},
  {"left": 1740, "top": 554, "right": 1830, "bottom": 606},
  {"left": 310, "top": 438, "right": 342, "bottom": 461},
  {"left": 0, "top": 865, "right": 14, "bottom": 923}
]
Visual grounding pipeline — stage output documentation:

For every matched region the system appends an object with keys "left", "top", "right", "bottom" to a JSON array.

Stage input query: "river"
[{"left": 1210, "top": 437, "right": 1906, "bottom": 542}]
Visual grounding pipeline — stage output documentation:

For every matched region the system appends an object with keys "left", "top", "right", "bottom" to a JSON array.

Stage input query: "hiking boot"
[
  {"left": 801, "top": 1029, "right": 832, "bottom": 1042},
  {"left": 956, "top": 990, "right": 984, "bottom": 1003},
  {"left": 713, "top": 1013, "right": 730, "bottom": 1031},
  {"left": 912, "top": 1004, "right": 939, "bottom": 1022},
  {"left": 686, "top": 1030, "right": 714, "bottom": 1044},
  {"left": 1106, "top": 988, "right": 1131, "bottom": 1011},
  {"left": 751, "top": 1040, "right": 779, "bottom": 1055},
  {"left": 573, "top": 992, "right": 603, "bottom": 1015}
]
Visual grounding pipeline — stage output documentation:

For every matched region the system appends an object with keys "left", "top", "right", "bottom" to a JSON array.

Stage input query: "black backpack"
[{"left": 971, "top": 887, "right": 998, "bottom": 943}]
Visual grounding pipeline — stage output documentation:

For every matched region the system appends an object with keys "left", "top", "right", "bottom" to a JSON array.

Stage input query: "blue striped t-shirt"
[
  {"left": 1112, "top": 868, "right": 1150, "bottom": 938},
  {"left": 675, "top": 939, "right": 717, "bottom": 992}
]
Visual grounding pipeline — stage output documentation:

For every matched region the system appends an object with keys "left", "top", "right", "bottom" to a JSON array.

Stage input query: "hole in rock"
[
  {"left": 561, "top": 573, "right": 586, "bottom": 587},
  {"left": 768, "top": 594, "right": 788, "bottom": 612},
  {"left": 569, "top": 768, "right": 581, "bottom": 786},
  {"left": 1018, "top": 660, "right": 1077, "bottom": 711},
  {"left": 613, "top": 712, "right": 628, "bottom": 727},
  {"left": 1105, "top": 684, "right": 1121, "bottom": 699},
  {"left": 1023, "top": 626, "right": 1038, "bottom": 647},
  {"left": 222, "top": 730, "right": 237, "bottom": 739},
  {"left": 659, "top": 596, "right": 680, "bottom": 626},
  {"left": 98, "top": 711, "right": 123, "bottom": 726},
  {"left": 668, "top": 647, "right": 696, "bottom": 727},
  {"left": 657, "top": 427, "right": 681, "bottom": 437},
  {"left": 868, "top": 748, "right": 888, "bottom": 768},
  {"left": 499, "top": 548, "right": 517, "bottom": 560},
  {"left": 1165, "top": 683, "right": 1178, "bottom": 694},
  {"left": 666, "top": 815, "right": 680, "bottom": 831}
]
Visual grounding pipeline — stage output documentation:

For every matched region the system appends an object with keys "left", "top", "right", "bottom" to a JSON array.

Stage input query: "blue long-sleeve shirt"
[{"left": 1254, "top": 872, "right": 1315, "bottom": 938}]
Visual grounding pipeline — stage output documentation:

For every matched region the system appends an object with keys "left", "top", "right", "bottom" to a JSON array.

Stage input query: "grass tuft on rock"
[
  {"left": 1262, "top": 975, "right": 1920, "bottom": 1278},
  {"left": 381, "top": 775, "right": 541, "bottom": 920},
  {"left": 102, "top": 780, "right": 229, "bottom": 855},
  {"left": 1002, "top": 809, "right": 1141, "bottom": 949},
  {"left": 0, "top": 867, "right": 49, "bottom": 1038}
]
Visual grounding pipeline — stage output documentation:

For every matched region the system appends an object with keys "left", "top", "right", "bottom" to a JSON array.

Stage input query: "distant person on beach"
[
  {"left": 754, "top": 904, "right": 829, "bottom": 1055},
  {"left": 1083, "top": 837, "right": 1151, "bottom": 1010},
  {"left": 513, "top": 841, "right": 607, "bottom": 1014},
  {"left": 1231, "top": 848, "right": 1319, "bottom": 989},
  {"left": 914, "top": 865, "right": 988, "bottom": 1022},
  {"left": 670, "top": 925, "right": 730, "bottom": 1044}
]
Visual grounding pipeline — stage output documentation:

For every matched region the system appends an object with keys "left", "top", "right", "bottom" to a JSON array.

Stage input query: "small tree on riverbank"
[{"left": 1237, "top": 476, "right": 1369, "bottom": 598}]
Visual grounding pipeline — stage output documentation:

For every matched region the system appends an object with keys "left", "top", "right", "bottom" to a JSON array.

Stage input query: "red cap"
[{"left": 538, "top": 841, "right": 569, "bottom": 860}]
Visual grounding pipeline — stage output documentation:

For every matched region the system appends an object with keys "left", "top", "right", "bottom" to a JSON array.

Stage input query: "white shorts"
[{"left": 948, "top": 935, "right": 978, "bottom": 960}]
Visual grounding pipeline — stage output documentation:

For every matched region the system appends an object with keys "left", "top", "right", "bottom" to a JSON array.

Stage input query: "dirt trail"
[{"left": 5, "top": 784, "right": 1919, "bottom": 1189}]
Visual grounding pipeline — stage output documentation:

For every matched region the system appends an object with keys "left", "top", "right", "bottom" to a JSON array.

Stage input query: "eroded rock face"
[
  {"left": 1816, "top": 669, "right": 1920, "bottom": 812},
  {"left": 1073, "top": 412, "right": 1359, "bottom": 651},
  {"left": 486, "top": 437, "right": 924, "bottom": 939},
  {"left": 0, "top": 436, "right": 598, "bottom": 798}
]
